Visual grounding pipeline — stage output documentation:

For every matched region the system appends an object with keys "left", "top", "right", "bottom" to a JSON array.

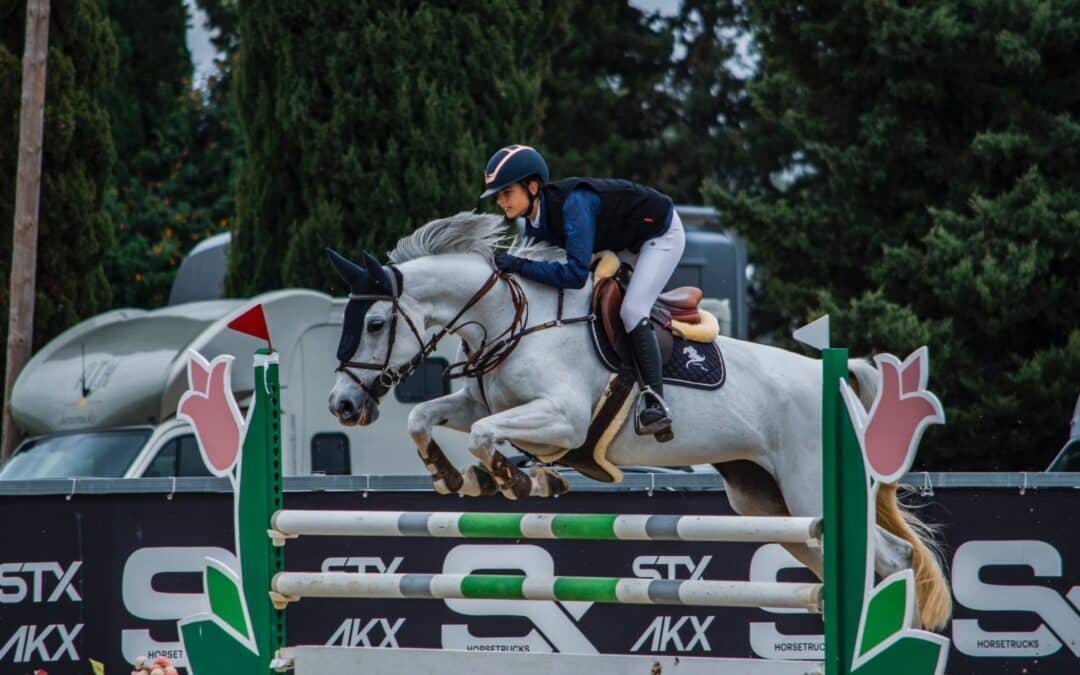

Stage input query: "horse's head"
[{"left": 325, "top": 249, "right": 426, "bottom": 426}]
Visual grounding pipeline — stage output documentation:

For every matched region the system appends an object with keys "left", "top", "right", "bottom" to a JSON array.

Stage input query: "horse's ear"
[
  {"left": 362, "top": 251, "right": 393, "bottom": 295},
  {"left": 325, "top": 248, "right": 368, "bottom": 293}
]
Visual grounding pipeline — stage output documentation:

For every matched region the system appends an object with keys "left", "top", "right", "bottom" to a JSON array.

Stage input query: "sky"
[{"left": 185, "top": 0, "right": 218, "bottom": 87}]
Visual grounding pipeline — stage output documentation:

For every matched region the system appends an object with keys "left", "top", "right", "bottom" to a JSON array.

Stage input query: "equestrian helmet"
[{"left": 480, "top": 145, "right": 549, "bottom": 198}]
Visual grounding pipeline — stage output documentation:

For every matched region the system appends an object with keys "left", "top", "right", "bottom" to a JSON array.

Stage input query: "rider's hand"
[{"left": 494, "top": 253, "right": 524, "bottom": 274}]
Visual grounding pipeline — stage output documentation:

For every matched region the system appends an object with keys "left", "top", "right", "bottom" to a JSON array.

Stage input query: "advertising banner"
[{"left": 0, "top": 486, "right": 1076, "bottom": 674}]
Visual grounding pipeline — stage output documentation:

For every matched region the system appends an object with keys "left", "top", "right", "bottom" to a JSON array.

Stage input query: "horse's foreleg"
[
  {"left": 408, "top": 389, "right": 489, "bottom": 495},
  {"left": 468, "top": 398, "right": 580, "bottom": 500}
]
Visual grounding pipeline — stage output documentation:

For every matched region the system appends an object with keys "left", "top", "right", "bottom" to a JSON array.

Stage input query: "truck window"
[
  {"left": 669, "top": 263, "right": 703, "bottom": 290},
  {"left": 143, "top": 435, "right": 212, "bottom": 478},
  {"left": 0, "top": 429, "right": 152, "bottom": 479},
  {"left": 311, "top": 433, "right": 351, "bottom": 475},
  {"left": 1049, "top": 439, "right": 1080, "bottom": 471},
  {"left": 394, "top": 357, "right": 450, "bottom": 404}
]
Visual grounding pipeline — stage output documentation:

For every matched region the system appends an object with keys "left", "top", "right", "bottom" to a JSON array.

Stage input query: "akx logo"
[{"left": 0, "top": 624, "right": 82, "bottom": 663}]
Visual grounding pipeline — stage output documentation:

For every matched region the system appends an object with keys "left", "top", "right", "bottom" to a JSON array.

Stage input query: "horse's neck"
[
  {"left": 398, "top": 255, "right": 586, "bottom": 353},
  {"left": 398, "top": 256, "right": 519, "bottom": 350}
]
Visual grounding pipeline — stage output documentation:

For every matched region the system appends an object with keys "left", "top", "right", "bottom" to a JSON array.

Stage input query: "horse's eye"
[{"left": 366, "top": 317, "right": 386, "bottom": 333}]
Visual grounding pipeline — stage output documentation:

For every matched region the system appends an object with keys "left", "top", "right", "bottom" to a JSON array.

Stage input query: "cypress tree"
[
  {"left": 538, "top": 2, "right": 677, "bottom": 191},
  {"left": 711, "top": 1, "right": 1080, "bottom": 470},
  {"left": 665, "top": 0, "right": 790, "bottom": 203},
  {"left": 103, "top": 0, "right": 241, "bottom": 307},
  {"left": 0, "top": 0, "right": 117, "bottom": 408},
  {"left": 228, "top": 1, "right": 543, "bottom": 296}
]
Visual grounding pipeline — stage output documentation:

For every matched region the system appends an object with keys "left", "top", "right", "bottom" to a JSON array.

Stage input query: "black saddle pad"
[{"left": 588, "top": 321, "right": 726, "bottom": 390}]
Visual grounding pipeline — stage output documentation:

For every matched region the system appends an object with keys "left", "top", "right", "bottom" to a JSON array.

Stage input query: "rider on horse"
[{"left": 480, "top": 144, "right": 686, "bottom": 439}]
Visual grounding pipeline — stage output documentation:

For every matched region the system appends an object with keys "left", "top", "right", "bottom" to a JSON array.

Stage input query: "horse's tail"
[
  {"left": 875, "top": 483, "right": 952, "bottom": 630},
  {"left": 846, "top": 358, "right": 879, "bottom": 409},
  {"left": 848, "top": 358, "right": 953, "bottom": 632}
]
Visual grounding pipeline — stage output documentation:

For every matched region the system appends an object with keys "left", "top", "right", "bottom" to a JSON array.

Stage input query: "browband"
[{"left": 348, "top": 264, "right": 404, "bottom": 300}]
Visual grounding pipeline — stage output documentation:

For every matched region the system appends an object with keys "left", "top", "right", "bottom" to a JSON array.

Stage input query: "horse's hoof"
[
  {"left": 432, "top": 478, "right": 452, "bottom": 495},
  {"left": 531, "top": 466, "right": 570, "bottom": 497},
  {"left": 497, "top": 474, "right": 532, "bottom": 501},
  {"left": 468, "top": 464, "right": 500, "bottom": 497},
  {"left": 490, "top": 451, "right": 532, "bottom": 500}
]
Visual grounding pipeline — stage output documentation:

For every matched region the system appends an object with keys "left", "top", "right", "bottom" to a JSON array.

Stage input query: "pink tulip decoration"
[
  {"left": 177, "top": 351, "right": 245, "bottom": 477},
  {"left": 840, "top": 347, "right": 946, "bottom": 484}
]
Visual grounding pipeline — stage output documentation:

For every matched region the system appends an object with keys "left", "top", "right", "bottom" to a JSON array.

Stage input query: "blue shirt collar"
[{"left": 526, "top": 192, "right": 546, "bottom": 230}]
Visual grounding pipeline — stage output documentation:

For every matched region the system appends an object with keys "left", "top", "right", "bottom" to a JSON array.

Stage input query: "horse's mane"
[{"left": 388, "top": 211, "right": 565, "bottom": 264}]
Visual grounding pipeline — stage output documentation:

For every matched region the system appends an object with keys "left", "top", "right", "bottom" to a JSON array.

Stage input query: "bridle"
[
  {"left": 335, "top": 265, "right": 502, "bottom": 400},
  {"left": 335, "top": 262, "right": 593, "bottom": 406}
]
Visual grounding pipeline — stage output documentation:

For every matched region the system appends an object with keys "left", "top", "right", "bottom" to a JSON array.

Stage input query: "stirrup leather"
[{"left": 633, "top": 385, "right": 672, "bottom": 436}]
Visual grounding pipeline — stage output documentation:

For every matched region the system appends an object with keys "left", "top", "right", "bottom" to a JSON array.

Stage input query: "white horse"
[{"left": 326, "top": 212, "right": 951, "bottom": 631}]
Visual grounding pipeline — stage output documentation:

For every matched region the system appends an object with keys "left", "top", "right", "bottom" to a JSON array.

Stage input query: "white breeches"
[{"left": 619, "top": 211, "right": 686, "bottom": 332}]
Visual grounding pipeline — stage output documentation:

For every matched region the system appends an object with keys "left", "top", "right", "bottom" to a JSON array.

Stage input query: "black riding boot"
[{"left": 628, "top": 319, "right": 673, "bottom": 441}]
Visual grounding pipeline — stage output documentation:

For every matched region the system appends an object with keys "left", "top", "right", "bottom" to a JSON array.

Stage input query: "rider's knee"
[{"left": 619, "top": 302, "right": 648, "bottom": 333}]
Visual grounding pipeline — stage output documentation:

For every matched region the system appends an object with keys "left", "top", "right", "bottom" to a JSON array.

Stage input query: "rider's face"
[{"left": 495, "top": 182, "right": 537, "bottom": 220}]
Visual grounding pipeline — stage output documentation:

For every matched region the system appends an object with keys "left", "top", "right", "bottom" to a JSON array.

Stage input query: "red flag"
[{"left": 228, "top": 304, "right": 271, "bottom": 348}]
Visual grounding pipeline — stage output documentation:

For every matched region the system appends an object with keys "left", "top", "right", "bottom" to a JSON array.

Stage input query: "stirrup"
[{"left": 634, "top": 386, "right": 672, "bottom": 436}]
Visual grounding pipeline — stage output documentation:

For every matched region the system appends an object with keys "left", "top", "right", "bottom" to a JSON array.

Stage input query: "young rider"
[{"left": 479, "top": 144, "right": 685, "bottom": 439}]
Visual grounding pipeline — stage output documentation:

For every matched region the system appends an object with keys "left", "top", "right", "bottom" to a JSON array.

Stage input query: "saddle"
[
  {"left": 534, "top": 254, "right": 724, "bottom": 483},
  {"left": 533, "top": 253, "right": 726, "bottom": 483},
  {"left": 591, "top": 252, "right": 719, "bottom": 367}
]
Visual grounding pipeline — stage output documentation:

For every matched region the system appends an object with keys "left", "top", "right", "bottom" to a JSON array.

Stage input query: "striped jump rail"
[
  {"left": 268, "top": 510, "right": 823, "bottom": 546},
  {"left": 269, "top": 572, "right": 824, "bottom": 612}
]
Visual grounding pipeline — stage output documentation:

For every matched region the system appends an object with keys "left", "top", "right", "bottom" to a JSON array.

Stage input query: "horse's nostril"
[{"left": 339, "top": 400, "right": 355, "bottom": 416}]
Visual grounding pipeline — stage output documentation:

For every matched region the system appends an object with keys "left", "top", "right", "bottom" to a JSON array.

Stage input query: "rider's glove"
[{"left": 494, "top": 253, "right": 524, "bottom": 274}]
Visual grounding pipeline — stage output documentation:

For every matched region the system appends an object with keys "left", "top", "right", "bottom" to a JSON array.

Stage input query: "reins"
[{"left": 336, "top": 264, "right": 593, "bottom": 406}]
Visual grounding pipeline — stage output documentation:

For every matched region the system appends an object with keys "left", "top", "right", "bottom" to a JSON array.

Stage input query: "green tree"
[
  {"left": 0, "top": 0, "right": 117, "bottom": 408},
  {"left": 227, "top": 1, "right": 544, "bottom": 296},
  {"left": 537, "top": 3, "right": 677, "bottom": 190},
  {"left": 711, "top": 0, "right": 1080, "bottom": 470},
  {"left": 666, "top": 0, "right": 791, "bottom": 202},
  {"left": 102, "top": 0, "right": 241, "bottom": 307}
]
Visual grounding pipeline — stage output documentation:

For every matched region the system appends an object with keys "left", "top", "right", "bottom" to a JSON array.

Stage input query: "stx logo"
[
  {"left": 0, "top": 562, "right": 82, "bottom": 604},
  {"left": 632, "top": 555, "right": 713, "bottom": 580},
  {"left": 631, "top": 616, "right": 714, "bottom": 653},
  {"left": 0, "top": 624, "right": 82, "bottom": 663},
  {"left": 321, "top": 556, "right": 404, "bottom": 574},
  {"left": 327, "top": 618, "right": 405, "bottom": 647}
]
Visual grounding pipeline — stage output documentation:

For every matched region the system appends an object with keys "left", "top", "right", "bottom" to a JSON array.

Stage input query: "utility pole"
[{"left": 3, "top": 0, "right": 50, "bottom": 461}]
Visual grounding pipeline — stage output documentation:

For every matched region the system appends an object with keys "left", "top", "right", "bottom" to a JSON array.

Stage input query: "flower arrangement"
[{"left": 130, "top": 656, "right": 179, "bottom": 675}]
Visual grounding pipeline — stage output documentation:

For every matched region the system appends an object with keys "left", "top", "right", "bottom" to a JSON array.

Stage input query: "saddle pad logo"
[
  {"left": 588, "top": 321, "right": 726, "bottom": 390},
  {"left": 683, "top": 346, "right": 708, "bottom": 371}
]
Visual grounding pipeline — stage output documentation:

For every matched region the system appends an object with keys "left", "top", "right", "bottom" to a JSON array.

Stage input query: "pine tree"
[
  {"left": 710, "top": 1, "right": 1080, "bottom": 470},
  {"left": 227, "top": 1, "right": 544, "bottom": 296},
  {"left": 0, "top": 0, "right": 118, "bottom": 409}
]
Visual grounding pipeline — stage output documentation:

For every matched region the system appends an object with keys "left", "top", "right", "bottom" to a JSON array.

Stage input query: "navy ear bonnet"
[{"left": 326, "top": 248, "right": 402, "bottom": 361}]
